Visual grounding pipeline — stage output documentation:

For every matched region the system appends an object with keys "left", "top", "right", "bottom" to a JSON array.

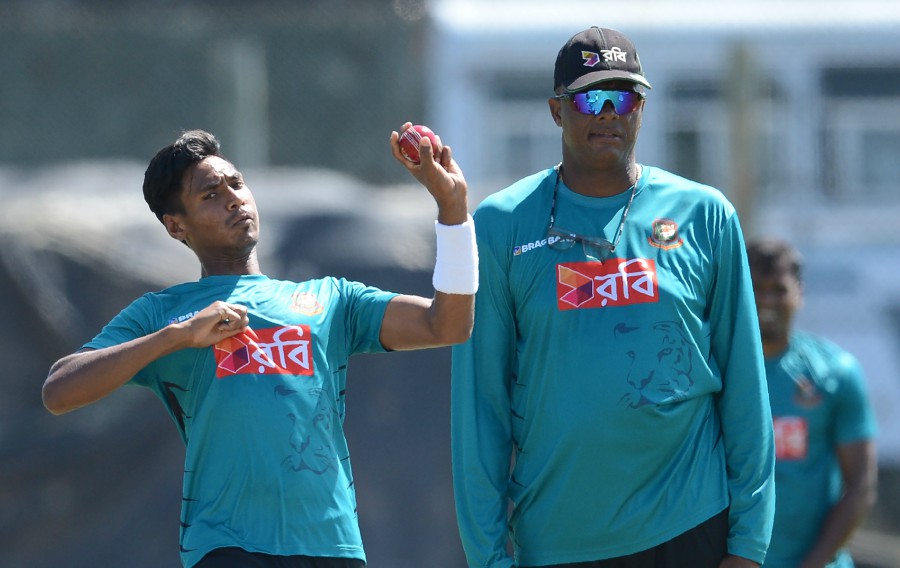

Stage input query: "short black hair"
[
  {"left": 143, "top": 129, "right": 223, "bottom": 222},
  {"left": 746, "top": 237, "right": 803, "bottom": 283}
]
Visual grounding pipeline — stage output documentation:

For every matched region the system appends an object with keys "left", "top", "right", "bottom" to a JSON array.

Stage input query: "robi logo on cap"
[
  {"left": 582, "top": 48, "right": 628, "bottom": 68},
  {"left": 581, "top": 51, "right": 601, "bottom": 67}
]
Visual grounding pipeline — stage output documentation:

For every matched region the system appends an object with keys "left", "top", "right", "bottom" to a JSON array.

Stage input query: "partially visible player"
[{"left": 748, "top": 237, "right": 878, "bottom": 568}]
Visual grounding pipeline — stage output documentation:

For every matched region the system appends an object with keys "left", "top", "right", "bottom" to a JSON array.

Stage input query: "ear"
[
  {"left": 548, "top": 97, "right": 563, "bottom": 127},
  {"left": 163, "top": 213, "right": 187, "bottom": 242}
]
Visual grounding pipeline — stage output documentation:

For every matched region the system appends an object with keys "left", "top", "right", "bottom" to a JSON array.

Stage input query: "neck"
[
  {"left": 559, "top": 160, "right": 641, "bottom": 197},
  {"left": 199, "top": 248, "right": 263, "bottom": 278}
]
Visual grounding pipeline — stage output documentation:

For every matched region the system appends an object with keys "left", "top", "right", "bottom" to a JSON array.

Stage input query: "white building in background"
[{"left": 425, "top": 0, "right": 900, "bottom": 464}]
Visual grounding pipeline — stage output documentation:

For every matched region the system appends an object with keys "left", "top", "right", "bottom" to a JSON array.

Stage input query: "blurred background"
[{"left": 2, "top": 0, "right": 900, "bottom": 566}]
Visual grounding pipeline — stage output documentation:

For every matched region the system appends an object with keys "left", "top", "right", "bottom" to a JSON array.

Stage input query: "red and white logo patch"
[
  {"left": 291, "top": 291, "right": 324, "bottom": 316},
  {"left": 773, "top": 416, "right": 808, "bottom": 460},
  {"left": 648, "top": 218, "right": 684, "bottom": 250},
  {"left": 557, "top": 258, "right": 659, "bottom": 310},
  {"left": 215, "top": 325, "right": 314, "bottom": 378}
]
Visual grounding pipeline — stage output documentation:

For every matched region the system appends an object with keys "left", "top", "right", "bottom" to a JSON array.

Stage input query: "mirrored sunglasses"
[{"left": 555, "top": 89, "right": 645, "bottom": 116}]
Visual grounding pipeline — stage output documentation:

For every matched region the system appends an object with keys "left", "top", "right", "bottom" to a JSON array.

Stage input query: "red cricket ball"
[{"left": 398, "top": 124, "right": 439, "bottom": 164}]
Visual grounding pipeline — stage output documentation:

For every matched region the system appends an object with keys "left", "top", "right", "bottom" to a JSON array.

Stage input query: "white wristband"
[{"left": 433, "top": 214, "right": 479, "bottom": 295}]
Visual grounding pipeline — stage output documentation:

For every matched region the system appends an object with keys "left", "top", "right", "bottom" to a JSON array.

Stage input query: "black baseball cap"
[{"left": 554, "top": 26, "right": 652, "bottom": 92}]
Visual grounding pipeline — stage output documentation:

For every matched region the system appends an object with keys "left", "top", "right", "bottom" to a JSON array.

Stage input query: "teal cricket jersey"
[
  {"left": 84, "top": 274, "right": 397, "bottom": 567},
  {"left": 763, "top": 332, "right": 877, "bottom": 568},
  {"left": 451, "top": 166, "right": 776, "bottom": 567}
]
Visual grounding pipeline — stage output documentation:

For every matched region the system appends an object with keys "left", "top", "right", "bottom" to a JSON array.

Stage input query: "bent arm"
[
  {"left": 43, "top": 301, "right": 249, "bottom": 415},
  {"left": 379, "top": 292, "right": 474, "bottom": 350},
  {"left": 377, "top": 213, "right": 477, "bottom": 350},
  {"left": 381, "top": 122, "right": 476, "bottom": 350},
  {"left": 799, "top": 440, "right": 878, "bottom": 568},
  {"left": 43, "top": 331, "right": 184, "bottom": 415}
]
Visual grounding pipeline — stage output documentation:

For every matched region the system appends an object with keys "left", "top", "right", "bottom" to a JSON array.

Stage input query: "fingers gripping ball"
[{"left": 399, "top": 125, "right": 439, "bottom": 164}]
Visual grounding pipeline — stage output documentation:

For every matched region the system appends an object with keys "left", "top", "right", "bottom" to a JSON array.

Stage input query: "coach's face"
[
  {"left": 163, "top": 156, "right": 260, "bottom": 259},
  {"left": 549, "top": 79, "right": 645, "bottom": 172}
]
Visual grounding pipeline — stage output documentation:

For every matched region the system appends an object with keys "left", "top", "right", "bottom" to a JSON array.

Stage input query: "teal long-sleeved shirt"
[{"left": 451, "top": 165, "right": 775, "bottom": 567}]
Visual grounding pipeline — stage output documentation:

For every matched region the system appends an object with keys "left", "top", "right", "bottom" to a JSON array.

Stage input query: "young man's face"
[
  {"left": 751, "top": 267, "right": 803, "bottom": 347},
  {"left": 166, "top": 156, "right": 260, "bottom": 256}
]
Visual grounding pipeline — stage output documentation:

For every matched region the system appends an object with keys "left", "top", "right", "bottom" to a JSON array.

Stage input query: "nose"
[{"left": 225, "top": 185, "right": 247, "bottom": 209}]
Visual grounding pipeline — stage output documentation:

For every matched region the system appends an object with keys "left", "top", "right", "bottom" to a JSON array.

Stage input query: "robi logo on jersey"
[
  {"left": 773, "top": 416, "right": 808, "bottom": 460},
  {"left": 557, "top": 258, "right": 659, "bottom": 310},
  {"left": 215, "top": 325, "right": 314, "bottom": 378}
]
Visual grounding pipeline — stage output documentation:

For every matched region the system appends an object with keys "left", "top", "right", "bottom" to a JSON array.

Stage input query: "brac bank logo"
[
  {"left": 557, "top": 258, "right": 659, "bottom": 310},
  {"left": 214, "top": 325, "right": 314, "bottom": 378},
  {"left": 168, "top": 310, "right": 200, "bottom": 325},
  {"left": 513, "top": 238, "right": 549, "bottom": 256}
]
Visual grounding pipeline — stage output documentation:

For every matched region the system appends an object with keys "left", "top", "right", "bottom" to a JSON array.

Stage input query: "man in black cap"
[{"left": 450, "top": 26, "right": 775, "bottom": 568}]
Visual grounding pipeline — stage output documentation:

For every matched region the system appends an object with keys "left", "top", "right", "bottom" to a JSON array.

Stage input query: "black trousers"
[
  {"left": 194, "top": 547, "right": 365, "bottom": 568},
  {"left": 522, "top": 508, "right": 730, "bottom": 568}
]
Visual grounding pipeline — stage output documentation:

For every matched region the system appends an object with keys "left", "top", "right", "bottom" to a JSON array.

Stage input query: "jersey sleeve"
[
  {"left": 832, "top": 353, "right": 878, "bottom": 445},
  {"left": 336, "top": 278, "right": 397, "bottom": 355},
  {"left": 706, "top": 214, "right": 776, "bottom": 564},
  {"left": 450, "top": 205, "right": 517, "bottom": 568},
  {"left": 83, "top": 293, "right": 160, "bottom": 387}
]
